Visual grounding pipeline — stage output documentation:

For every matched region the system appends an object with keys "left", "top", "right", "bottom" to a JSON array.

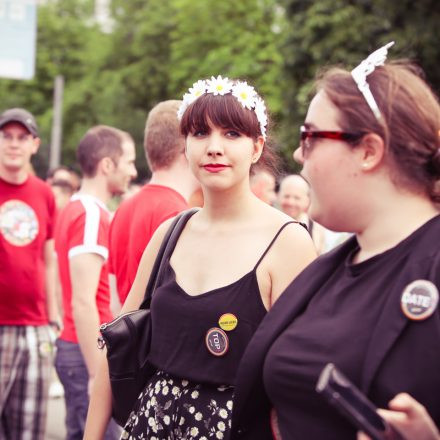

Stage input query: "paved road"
[{"left": 46, "top": 396, "right": 66, "bottom": 440}]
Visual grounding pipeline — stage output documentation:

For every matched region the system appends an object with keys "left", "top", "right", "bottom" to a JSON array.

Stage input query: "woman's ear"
[
  {"left": 253, "top": 136, "right": 265, "bottom": 163},
  {"left": 357, "top": 133, "right": 385, "bottom": 171}
]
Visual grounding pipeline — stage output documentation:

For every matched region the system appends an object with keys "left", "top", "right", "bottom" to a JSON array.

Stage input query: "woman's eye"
[
  {"left": 226, "top": 130, "right": 240, "bottom": 138},
  {"left": 193, "top": 130, "right": 207, "bottom": 137}
]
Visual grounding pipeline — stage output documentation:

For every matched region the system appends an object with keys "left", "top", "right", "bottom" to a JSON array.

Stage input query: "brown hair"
[
  {"left": 144, "top": 100, "right": 185, "bottom": 172},
  {"left": 315, "top": 60, "right": 440, "bottom": 204},
  {"left": 77, "top": 125, "right": 132, "bottom": 177},
  {"left": 180, "top": 88, "right": 279, "bottom": 174}
]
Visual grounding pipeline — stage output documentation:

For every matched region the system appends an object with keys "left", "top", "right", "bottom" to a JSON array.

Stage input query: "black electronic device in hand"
[{"left": 316, "top": 363, "right": 401, "bottom": 440}]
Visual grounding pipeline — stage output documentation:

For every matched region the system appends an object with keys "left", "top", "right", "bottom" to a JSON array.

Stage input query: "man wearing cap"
[{"left": 0, "top": 108, "right": 59, "bottom": 439}]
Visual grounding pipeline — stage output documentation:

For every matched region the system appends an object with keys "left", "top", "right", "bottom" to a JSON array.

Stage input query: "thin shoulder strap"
[
  {"left": 308, "top": 218, "right": 314, "bottom": 235},
  {"left": 139, "top": 208, "right": 199, "bottom": 309},
  {"left": 253, "top": 221, "right": 298, "bottom": 271}
]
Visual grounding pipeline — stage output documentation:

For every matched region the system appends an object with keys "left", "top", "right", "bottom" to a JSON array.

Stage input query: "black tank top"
[{"left": 148, "top": 221, "right": 295, "bottom": 385}]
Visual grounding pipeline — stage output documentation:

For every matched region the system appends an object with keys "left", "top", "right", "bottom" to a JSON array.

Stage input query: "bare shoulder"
[
  {"left": 258, "top": 204, "right": 316, "bottom": 255},
  {"left": 259, "top": 203, "right": 310, "bottom": 239},
  {"left": 272, "top": 220, "right": 315, "bottom": 255},
  {"left": 148, "top": 215, "right": 180, "bottom": 249},
  {"left": 255, "top": 205, "right": 317, "bottom": 307}
]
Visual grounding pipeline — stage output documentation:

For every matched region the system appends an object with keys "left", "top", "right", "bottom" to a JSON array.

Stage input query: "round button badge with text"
[
  {"left": 205, "top": 327, "right": 229, "bottom": 356},
  {"left": 400, "top": 279, "right": 439, "bottom": 321},
  {"left": 218, "top": 313, "right": 238, "bottom": 331}
]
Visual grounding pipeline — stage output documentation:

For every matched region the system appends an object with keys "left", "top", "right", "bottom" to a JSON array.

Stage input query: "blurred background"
[{"left": 1, "top": 0, "right": 439, "bottom": 181}]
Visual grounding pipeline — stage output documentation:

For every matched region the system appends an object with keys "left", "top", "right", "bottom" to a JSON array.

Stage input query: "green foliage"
[
  {"left": 1, "top": 0, "right": 438, "bottom": 178},
  {"left": 170, "top": 0, "right": 284, "bottom": 107},
  {"left": 279, "top": 0, "right": 440, "bottom": 173},
  {"left": 0, "top": 0, "right": 105, "bottom": 175}
]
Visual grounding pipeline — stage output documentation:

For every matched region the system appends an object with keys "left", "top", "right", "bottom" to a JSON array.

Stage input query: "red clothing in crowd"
[
  {"left": 109, "top": 184, "right": 188, "bottom": 303},
  {"left": 55, "top": 193, "right": 113, "bottom": 342},
  {"left": 0, "top": 175, "right": 56, "bottom": 325}
]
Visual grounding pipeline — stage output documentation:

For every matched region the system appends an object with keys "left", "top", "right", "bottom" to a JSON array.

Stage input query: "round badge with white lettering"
[
  {"left": 205, "top": 327, "right": 229, "bottom": 356},
  {"left": 218, "top": 313, "right": 238, "bottom": 331},
  {"left": 400, "top": 280, "right": 439, "bottom": 321}
]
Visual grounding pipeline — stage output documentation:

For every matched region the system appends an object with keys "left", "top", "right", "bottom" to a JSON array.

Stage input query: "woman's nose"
[
  {"left": 293, "top": 146, "right": 304, "bottom": 164},
  {"left": 206, "top": 134, "right": 223, "bottom": 156}
]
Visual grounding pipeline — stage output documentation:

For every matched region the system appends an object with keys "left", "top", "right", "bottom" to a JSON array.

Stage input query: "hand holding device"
[{"left": 316, "top": 363, "right": 403, "bottom": 440}]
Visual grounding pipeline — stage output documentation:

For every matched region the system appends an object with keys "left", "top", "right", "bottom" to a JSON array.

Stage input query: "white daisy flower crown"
[{"left": 177, "top": 75, "right": 268, "bottom": 140}]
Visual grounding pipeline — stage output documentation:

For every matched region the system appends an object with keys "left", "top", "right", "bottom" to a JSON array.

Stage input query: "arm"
[
  {"left": 268, "top": 223, "right": 317, "bottom": 306},
  {"left": 357, "top": 393, "right": 440, "bottom": 440},
  {"left": 69, "top": 252, "right": 105, "bottom": 382},
  {"left": 44, "top": 239, "right": 61, "bottom": 327},
  {"left": 84, "top": 218, "right": 174, "bottom": 439}
]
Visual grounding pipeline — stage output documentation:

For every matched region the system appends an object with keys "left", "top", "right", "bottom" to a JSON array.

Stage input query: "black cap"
[{"left": 0, "top": 108, "right": 38, "bottom": 137}]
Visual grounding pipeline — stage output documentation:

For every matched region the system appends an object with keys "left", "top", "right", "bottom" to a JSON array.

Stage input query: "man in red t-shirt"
[
  {"left": 54, "top": 125, "right": 137, "bottom": 439},
  {"left": 109, "top": 100, "right": 199, "bottom": 305},
  {"left": 0, "top": 108, "right": 59, "bottom": 440}
]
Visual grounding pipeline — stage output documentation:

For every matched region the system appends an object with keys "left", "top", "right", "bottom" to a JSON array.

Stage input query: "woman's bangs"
[{"left": 181, "top": 94, "right": 259, "bottom": 138}]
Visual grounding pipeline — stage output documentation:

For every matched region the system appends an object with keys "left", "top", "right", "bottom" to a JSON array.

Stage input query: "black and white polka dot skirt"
[{"left": 121, "top": 370, "right": 234, "bottom": 440}]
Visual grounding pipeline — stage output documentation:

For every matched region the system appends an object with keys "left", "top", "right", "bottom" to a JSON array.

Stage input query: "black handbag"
[{"left": 98, "top": 208, "right": 198, "bottom": 426}]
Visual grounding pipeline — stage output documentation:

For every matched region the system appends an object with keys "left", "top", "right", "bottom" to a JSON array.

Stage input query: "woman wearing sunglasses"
[{"left": 231, "top": 43, "right": 440, "bottom": 439}]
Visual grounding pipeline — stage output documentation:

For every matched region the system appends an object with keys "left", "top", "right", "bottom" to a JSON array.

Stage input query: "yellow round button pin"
[{"left": 218, "top": 313, "right": 238, "bottom": 331}]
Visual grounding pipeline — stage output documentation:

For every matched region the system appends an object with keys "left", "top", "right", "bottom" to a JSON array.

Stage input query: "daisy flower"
[
  {"left": 232, "top": 82, "right": 257, "bottom": 109},
  {"left": 219, "top": 408, "right": 228, "bottom": 419},
  {"left": 254, "top": 97, "right": 268, "bottom": 140},
  {"left": 188, "top": 80, "right": 207, "bottom": 99},
  {"left": 206, "top": 75, "right": 233, "bottom": 95}
]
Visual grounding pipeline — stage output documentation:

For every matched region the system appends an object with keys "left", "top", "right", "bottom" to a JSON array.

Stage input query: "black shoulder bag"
[{"left": 98, "top": 208, "right": 198, "bottom": 426}]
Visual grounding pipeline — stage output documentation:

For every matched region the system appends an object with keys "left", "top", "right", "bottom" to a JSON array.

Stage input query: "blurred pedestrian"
[
  {"left": 250, "top": 166, "right": 277, "bottom": 205},
  {"left": 278, "top": 174, "right": 327, "bottom": 253},
  {"left": 108, "top": 100, "right": 199, "bottom": 306},
  {"left": 54, "top": 125, "right": 137, "bottom": 439},
  {"left": 50, "top": 179, "right": 75, "bottom": 211},
  {"left": 0, "top": 108, "right": 59, "bottom": 440},
  {"left": 231, "top": 44, "right": 440, "bottom": 439},
  {"left": 84, "top": 76, "right": 316, "bottom": 439},
  {"left": 47, "top": 165, "right": 81, "bottom": 192}
]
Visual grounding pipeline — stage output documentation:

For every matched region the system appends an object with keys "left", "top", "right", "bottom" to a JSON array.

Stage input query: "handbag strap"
[{"left": 139, "top": 208, "right": 199, "bottom": 309}]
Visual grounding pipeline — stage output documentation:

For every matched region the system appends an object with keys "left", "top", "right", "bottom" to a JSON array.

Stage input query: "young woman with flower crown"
[
  {"left": 230, "top": 43, "right": 440, "bottom": 439},
  {"left": 84, "top": 76, "right": 317, "bottom": 439}
]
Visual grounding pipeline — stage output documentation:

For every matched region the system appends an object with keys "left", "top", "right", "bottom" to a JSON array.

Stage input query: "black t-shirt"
[{"left": 263, "top": 215, "right": 440, "bottom": 439}]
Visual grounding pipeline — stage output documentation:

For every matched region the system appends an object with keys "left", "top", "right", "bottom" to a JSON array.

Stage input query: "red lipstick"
[{"left": 203, "top": 164, "right": 229, "bottom": 173}]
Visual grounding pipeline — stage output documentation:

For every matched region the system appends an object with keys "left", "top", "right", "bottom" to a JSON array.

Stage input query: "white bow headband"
[{"left": 351, "top": 41, "right": 394, "bottom": 121}]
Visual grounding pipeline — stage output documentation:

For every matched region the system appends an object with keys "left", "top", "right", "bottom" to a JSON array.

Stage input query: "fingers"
[
  {"left": 378, "top": 408, "right": 407, "bottom": 424},
  {"left": 388, "top": 393, "right": 426, "bottom": 416}
]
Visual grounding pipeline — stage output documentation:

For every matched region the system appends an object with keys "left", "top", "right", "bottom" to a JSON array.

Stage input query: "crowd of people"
[{"left": 0, "top": 42, "right": 439, "bottom": 440}]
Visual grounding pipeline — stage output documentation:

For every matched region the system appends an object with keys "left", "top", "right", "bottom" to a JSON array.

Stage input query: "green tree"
[
  {"left": 169, "top": 0, "right": 285, "bottom": 111},
  {"left": 0, "top": 0, "right": 105, "bottom": 175},
  {"left": 169, "top": 0, "right": 286, "bottom": 169},
  {"left": 279, "top": 0, "right": 440, "bottom": 172}
]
